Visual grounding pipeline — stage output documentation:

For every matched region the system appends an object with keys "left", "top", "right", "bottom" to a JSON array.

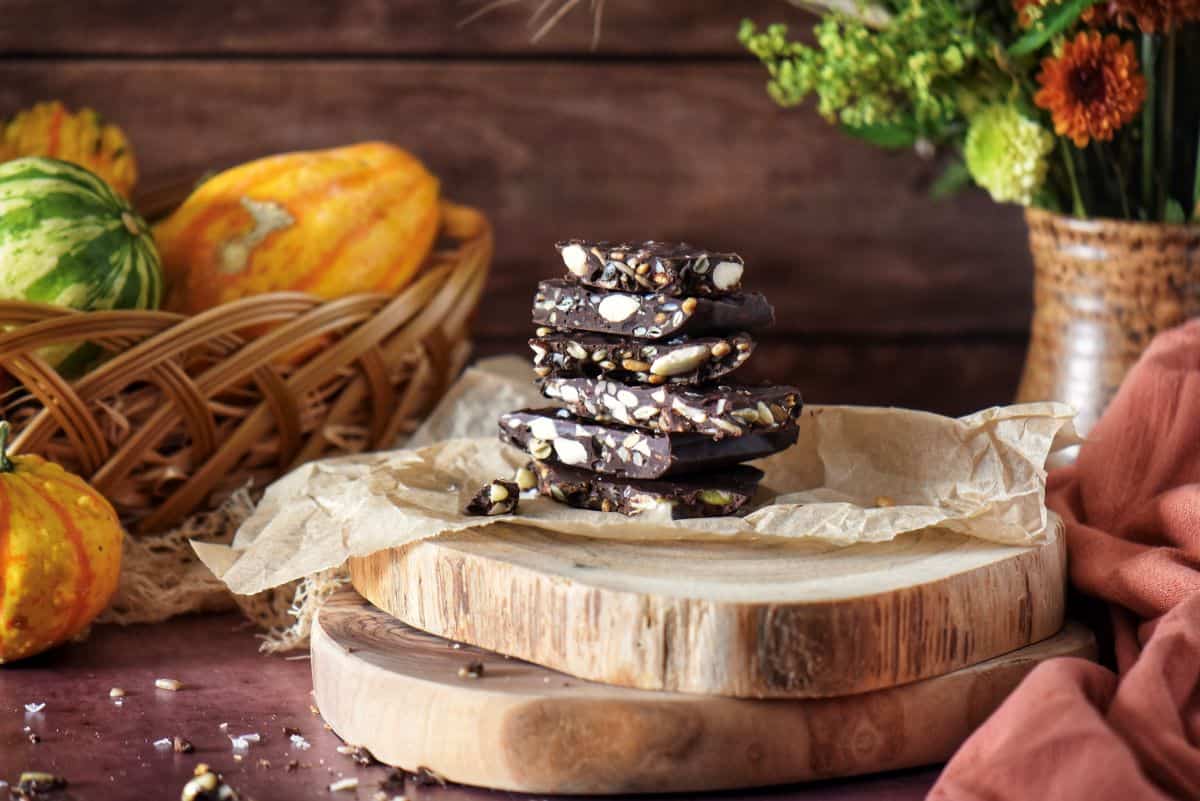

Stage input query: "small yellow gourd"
[
  {"left": 0, "top": 101, "right": 138, "bottom": 198},
  {"left": 0, "top": 422, "right": 124, "bottom": 663}
]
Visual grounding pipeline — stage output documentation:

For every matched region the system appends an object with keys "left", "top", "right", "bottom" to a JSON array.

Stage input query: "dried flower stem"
[
  {"left": 1158, "top": 30, "right": 1177, "bottom": 218},
  {"left": 457, "top": 0, "right": 525, "bottom": 29},
  {"left": 1141, "top": 33, "right": 1157, "bottom": 217},
  {"left": 1193, "top": 127, "right": 1200, "bottom": 217},
  {"left": 1060, "top": 138, "right": 1087, "bottom": 217},
  {"left": 531, "top": 0, "right": 582, "bottom": 43},
  {"left": 459, "top": 0, "right": 602, "bottom": 48},
  {"left": 787, "top": 0, "right": 892, "bottom": 28}
]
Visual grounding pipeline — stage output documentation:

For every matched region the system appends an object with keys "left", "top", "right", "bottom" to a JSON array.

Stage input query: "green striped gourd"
[{"left": 0, "top": 156, "right": 162, "bottom": 372}]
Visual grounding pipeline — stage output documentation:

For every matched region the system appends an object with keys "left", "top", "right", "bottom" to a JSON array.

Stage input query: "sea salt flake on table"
[
  {"left": 24, "top": 702, "right": 45, "bottom": 714},
  {"left": 289, "top": 733, "right": 311, "bottom": 750},
  {"left": 153, "top": 738, "right": 172, "bottom": 750},
  {"left": 229, "top": 732, "right": 261, "bottom": 751}
]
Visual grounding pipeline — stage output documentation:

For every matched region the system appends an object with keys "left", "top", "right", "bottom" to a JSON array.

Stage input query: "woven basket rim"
[{"left": 0, "top": 199, "right": 493, "bottom": 534}]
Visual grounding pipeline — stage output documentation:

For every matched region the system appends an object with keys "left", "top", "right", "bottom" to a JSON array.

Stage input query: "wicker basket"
[{"left": 0, "top": 200, "right": 491, "bottom": 534}]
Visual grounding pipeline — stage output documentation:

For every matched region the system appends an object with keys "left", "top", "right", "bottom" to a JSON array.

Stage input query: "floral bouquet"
[{"left": 741, "top": 0, "right": 1200, "bottom": 222}]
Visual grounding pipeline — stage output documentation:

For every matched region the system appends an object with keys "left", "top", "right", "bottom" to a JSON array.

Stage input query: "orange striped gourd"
[
  {"left": 0, "top": 422, "right": 123, "bottom": 663},
  {"left": 153, "top": 142, "right": 441, "bottom": 315},
  {"left": 0, "top": 101, "right": 138, "bottom": 198}
]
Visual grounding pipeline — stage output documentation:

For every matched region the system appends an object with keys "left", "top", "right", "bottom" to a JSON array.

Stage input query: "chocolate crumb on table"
[{"left": 463, "top": 480, "right": 519, "bottom": 516}]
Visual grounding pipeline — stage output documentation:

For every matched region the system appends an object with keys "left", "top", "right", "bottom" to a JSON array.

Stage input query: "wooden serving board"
[
  {"left": 349, "top": 519, "right": 1067, "bottom": 698},
  {"left": 313, "top": 589, "right": 1095, "bottom": 795}
]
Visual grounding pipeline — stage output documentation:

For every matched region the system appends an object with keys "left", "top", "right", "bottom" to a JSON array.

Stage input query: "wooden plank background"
[{"left": 0, "top": 1, "right": 1032, "bottom": 414}]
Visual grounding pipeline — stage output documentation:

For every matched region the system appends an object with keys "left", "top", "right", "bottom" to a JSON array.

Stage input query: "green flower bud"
[{"left": 965, "top": 104, "right": 1055, "bottom": 206}]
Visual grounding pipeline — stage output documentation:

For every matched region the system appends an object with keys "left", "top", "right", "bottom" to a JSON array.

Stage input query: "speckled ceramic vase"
[{"left": 1017, "top": 208, "right": 1200, "bottom": 437}]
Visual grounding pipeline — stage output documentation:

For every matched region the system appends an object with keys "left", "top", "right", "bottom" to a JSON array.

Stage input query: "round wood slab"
[
  {"left": 313, "top": 589, "right": 1094, "bottom": 795},
  {"left": 349, "top": 519, "right": 1067, "bottom": 698}
]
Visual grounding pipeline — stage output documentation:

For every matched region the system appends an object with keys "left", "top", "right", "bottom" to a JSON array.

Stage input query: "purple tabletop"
[{"left": 0, "top": 614, "right": 939, "bottom": 800}]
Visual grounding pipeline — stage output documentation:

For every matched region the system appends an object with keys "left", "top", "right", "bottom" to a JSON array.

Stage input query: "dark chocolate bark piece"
[
  {"left": 499, "top": 408, "right": 798, "bottom": 479},
  {"left": 532, "top": 459, "right": 762, "bottom": 519},
  {"left": 540, "top": 377, "right": 803, "bottom": 438},
  {"left": 555, "top": 240, "right": 744, "bottom": 296},
  {"left": 531, "top": 280, "right": 773, "bottom": 339},
  {"left": 463, "top": 480, "right": 519, "bottom": 516},
  {"left": 529, "top": 331, "right": 753, "bottom": 386}
]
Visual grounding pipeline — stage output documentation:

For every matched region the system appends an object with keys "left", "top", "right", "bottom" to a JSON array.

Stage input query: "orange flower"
[
  {"left": 1035, "top": 31, "right": 1146, "bottom": 148},
  {"left": 1104, "top": 0, "right": 1200, "bottom": 32}
]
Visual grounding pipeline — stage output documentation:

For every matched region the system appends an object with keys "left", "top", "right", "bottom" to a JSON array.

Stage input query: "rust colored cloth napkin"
[{"left": 929, "top": 320, "right": 1200, "bottom": 801}]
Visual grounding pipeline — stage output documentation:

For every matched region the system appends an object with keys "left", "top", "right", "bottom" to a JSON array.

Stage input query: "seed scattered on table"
[
  {"left": 457, "top": 660, "right": 484, "bottom": 679},
  {"left": 336, "top": 744, "right": 377, "bottom": 766},
  {"left": 17, "top": 772, "right": 67, "bottom": 796},
  {"left": 181, "top": 764, "right": 245, "bottom": 801},
  {"left": 155, "top": 678, "right": 183, "bottom": 692},
  {"left": 173, "top": 736, "right": 195, "bottom": 753},
  {"left": 27, "top": 732, "right": 41, "bottom": 744},
  {"left": 109, "top": 687, "right": 126, "bottom": 698},
  {"left": 329, "top": 777, "right": 359, "bottom": 792}
]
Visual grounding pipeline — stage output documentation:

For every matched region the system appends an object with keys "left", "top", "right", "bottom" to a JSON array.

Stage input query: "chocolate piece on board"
[
  {"left": 531, "top": 280, "right": 774, "bottom": 339},
  {"left": 529, "top": 331, "right": 753, "bottom": 385},
  {"left": 463, "top": 480, "right": 519, "bottom": 516},
  {"left": 499, "top": 408, "right": 798, "bottom": 479},
  {"left": 540, "top": 377, "right": 803, "bottom": 438},
  {"left": 555, "top": 240, "right": 744, "bottom": 296},
  {"left": 532, "top": 459, "right": 762, "bottom": 519}
]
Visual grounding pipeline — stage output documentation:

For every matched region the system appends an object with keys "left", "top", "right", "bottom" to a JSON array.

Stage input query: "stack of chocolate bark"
[{"left": 499, "top": 241, "right": 802, "bottom": 519}]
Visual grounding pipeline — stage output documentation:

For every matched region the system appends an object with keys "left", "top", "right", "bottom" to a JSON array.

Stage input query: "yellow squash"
[
  {"left": 0, "top": 423, "right": 123, "bottom": 664},
  {"left": 0, "top": 101, "right": 138, "bottom": 198},
  {"left": 153, "top": 142, "right": 441, "bottom": 315}
]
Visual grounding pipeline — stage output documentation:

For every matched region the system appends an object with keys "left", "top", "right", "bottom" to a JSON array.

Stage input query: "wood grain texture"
[
  {"left": 0, "top": 60, "right": 1032, "bottom": 340},
  {"left": 349, "top": 519, "right": 1067, "bottom": 699},
  {"left": 313, "top": 589, "right": 1095, "bottom": 795},
  {"left": 0, "top": 1, "right": 801, "bottom": 55}
]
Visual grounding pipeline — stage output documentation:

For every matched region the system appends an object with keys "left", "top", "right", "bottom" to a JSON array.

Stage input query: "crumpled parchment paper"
[{"left": 195, "top": 356, "right": 1078, "bottom": 596}]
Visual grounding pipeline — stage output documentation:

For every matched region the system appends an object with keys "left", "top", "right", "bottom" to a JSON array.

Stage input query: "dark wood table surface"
[{"left": 0, "top": 613, "right": 940, "bottom": 800}]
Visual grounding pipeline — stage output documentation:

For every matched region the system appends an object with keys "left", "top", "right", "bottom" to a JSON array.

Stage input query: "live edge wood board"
[
  {"left": 313, "top": 590, "right": 1094, "bottom": 795},
  {"left": 349, "top": 517, "right": 1067, "bottom": 699}
]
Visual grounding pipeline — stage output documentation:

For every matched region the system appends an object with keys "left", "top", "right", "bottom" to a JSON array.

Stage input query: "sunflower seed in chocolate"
[
  {"left": 556, "top": 240, "right": 745, "bottom": 296},
  {"left": 532, "top": 459, "right": 762, "bottom": 519},
  {"left": 530, "top": 331, "right": 753, "bottom": 386},
  {"left": 540, "top": 377, "right": 803, "bottom": 438},
  {"left": 499, "top": 408, "right": 797, "bottom": 479},
  {"left": 531, "top": 279, "right": 773, "bottom": 339}
]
